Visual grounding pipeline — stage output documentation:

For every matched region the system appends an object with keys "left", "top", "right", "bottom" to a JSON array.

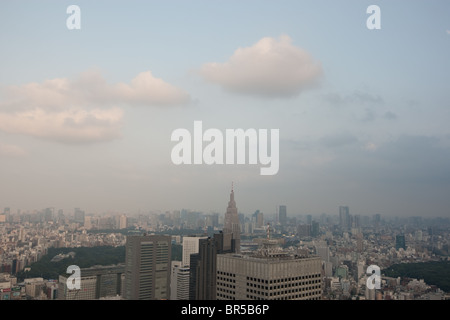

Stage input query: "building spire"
[
  {"left": 229, "top": 182, "right": 235, "bottom": 204},
  {"left": 224, "top": 182, "right": 240, "bottom": 253}
]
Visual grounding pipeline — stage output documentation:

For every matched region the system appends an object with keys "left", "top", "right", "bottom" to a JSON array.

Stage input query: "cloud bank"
[
  {"left": 199, "top": 35, "right": 323, "bottom": 98},
  {"left": 0, "top": 70, "right": 190, "bottom": 144}
]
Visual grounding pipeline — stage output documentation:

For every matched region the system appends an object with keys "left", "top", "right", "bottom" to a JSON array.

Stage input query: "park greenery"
[
  {"left": 16, "top": 246, "right": 126, "bottom": 281},
  {"left": 383, "top": 261, "right": 450, "bottom": 293},
  {"left": 17, "top": 243, "right": 182, "bottom": 282}
]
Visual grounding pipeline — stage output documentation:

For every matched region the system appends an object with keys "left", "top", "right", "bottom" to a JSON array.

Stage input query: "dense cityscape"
[{"left": 0, "top": 187, "right": 449, "bottom": 301}]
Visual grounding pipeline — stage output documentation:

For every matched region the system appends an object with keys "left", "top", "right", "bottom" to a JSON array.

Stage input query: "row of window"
[
  {"left": 217, "top": 287, "right": 235, "bottom": 297},
  {"left": 247, "top": 285, "right": 322, "bottom": 296},
  {"left": 218, "top": 283, "right": 235, "bottom": 289},
  {"left": 217, "top": 276, "right": 236, "bottom": 283},
  {"left": 218, "top": 271, "right": 236, "bottom": 277},
  {"left": 217, "top": 288, "right": 322, "bottom": 300},
  {"left": 246, "top": 293, "right": 322, "bottom": 300},
  {"left": 217, "top": 293, "right": 236, "bottom": 300},
  {"left": 247, "top": 279, "right": 321, "bottom": 290},
  {"left": 246, "top": 274, "right": 321, "bottom": 284}
]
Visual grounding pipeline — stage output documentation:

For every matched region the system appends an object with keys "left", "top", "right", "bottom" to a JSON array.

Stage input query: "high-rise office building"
[
  {"left": 182, "top": 235, "right": 207, "bottom": 267},
  {"left": 189, "top": 237, "right": 217, "bottom": 300},
  {"left": 311, "top": 221, "right": 320, "bottom": 237},
  {"left": 252, "top": 210, "right": 264, "bottom": 228},
  {"left": 119, "top": 214, "right": 128, "bottom": 229},
  {"left": 395, "top": 234, "right": 406, "bottom": 250},
  {"left": 170, "top": 261, "right": 190, "bottom": 300},
  {"left": 74, "top": 208, "right": 85, "bottom": 225},
  {"left": 297, "top": 224, "right": 311, "bottom": 238},
  {"left": 124, "top": 234, "right": 171, "bottom": 300},
  {"left": 188, "top": 232, "right": 234, "bottom": 300},
  {"left": 58, "top": 264, "right": 125, "bottom": 300},
  {"left": 223, "top": 184, "right": 240, "bottom": 253},
  {"left": 339, "top": 206, "right": 350, "bottom": 230},
  {"left": 216, "top": 242, "right": 322, "bottom": 300}
]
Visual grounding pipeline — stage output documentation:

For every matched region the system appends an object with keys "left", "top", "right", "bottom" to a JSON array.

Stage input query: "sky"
[{"left": 0, "top": 0, "right": 449, "bottom": 218}]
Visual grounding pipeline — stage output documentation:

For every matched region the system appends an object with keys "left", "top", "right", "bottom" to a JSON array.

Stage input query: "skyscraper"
[
  {"left": 170, "top": 261, "right": 190, "bottom": 300},
  {"left": 223, "top": 184, "right": 240, "bottom": 253},
  {"left": 252, "top": 210, "right": 264, "bottom": 228},
  {"left": 339, "top": 206, "right": 350, "bottom": 230},
  {"left": 395, "top": 234, "right": 406, "bottom": 250},
  {"left": 182, "top": 235, "right": 207, "bottom": 267},
  {"left": 124, "top": 234, "right": 171, "bottom": 300},
  {"left": 189, "top": 237, "right": 217, "bottom": 300}
]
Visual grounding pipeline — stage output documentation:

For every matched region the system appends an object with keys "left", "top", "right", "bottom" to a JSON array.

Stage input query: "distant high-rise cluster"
[{"left": 2, "top": 188, "right": 447, "bottom": 301}]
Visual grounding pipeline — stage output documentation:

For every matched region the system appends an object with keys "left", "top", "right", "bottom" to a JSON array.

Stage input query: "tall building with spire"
[{"left": 223, "top": 183, "right": 240, "bottom": 253}]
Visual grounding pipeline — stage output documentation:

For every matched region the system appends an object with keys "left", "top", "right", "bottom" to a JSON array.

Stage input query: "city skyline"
[
  {"left": 1, "top": 183, "right": 449, "bottom": 301},
  {"left": 0, "top": 1, "right": 449, "bottom": 218}
]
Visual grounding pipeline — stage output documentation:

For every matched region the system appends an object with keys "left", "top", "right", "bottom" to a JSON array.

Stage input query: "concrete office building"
[
  {"left": 182, "top": 235, "right": 207, "bottom": 267},
  {"left": 278, "top": 205, "right": 287, "bottom": 226},
  {"left": 188, "top": 232, "right": 235, "bottom": 300},
  {"left": 170, "top": 261, "right": 190, "bottom": 300},
  {"left": 124, "top": 234, "right": 171, "bottom": 300},
  {"left": 216, "top": 241, "right": 322, "bottom": 300},
  {"left": 189, "top": 237, "right": 217, "bottom": 300},
  {"left": 339, "top": 206, "right": 350, "bottom": 230},
  {"left": 58, "top": 273, "right": 97, "bottom": 300},
  {"left": 58, "top": 264, "right": 125, "bottom": 300}
]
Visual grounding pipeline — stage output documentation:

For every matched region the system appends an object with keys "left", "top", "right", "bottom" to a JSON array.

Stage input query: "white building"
[
  {"left": 170, "top": 261, "right": 190, "bottom": 300},
  {"left": 182, "top": 235, "right": 207, "bottom": 267}
]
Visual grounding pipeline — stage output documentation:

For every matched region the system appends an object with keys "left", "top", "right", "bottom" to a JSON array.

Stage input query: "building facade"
[
  {"left": 58, "top": 264, "right": 125, "bottom": 300},
  {"left": 124, "top": 234, "right": 171, "bottom": 300},
  {"left": 216, "top": 244, "right": 322, "bottom": 300},
  {"left": 182, "top": 235, "right": 207, "bottom": 267},
  {"left": 170, "top": 261, "right": 190, "bottom": 300}
]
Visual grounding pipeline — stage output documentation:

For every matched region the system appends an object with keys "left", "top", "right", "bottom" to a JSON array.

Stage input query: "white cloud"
[
  {"left": 0, "top": 107, "right": 123, "bottom": 144},
  {"left": 1, "top": 69, "right": 190, "bottom": 110},
  {"left": 199, "top": 35, "right": 323, "bottom": 98},
  {"left": 114, "top": 71, "right": 190, "bottom": 106},
  {"left": 0, "top": 70, "right": 190, "bottom": 143}
]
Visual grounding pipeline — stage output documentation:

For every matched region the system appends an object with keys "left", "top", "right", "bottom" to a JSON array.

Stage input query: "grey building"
[
  {"left": 216, "top": 242, "right": 322, "bottom": 300},
  {"left": 58, "top": 264, "right": 125, "bottom": 300},
  {"left": 278, "top": 205, "right": 287, "bottom": 226},
  {"left": 124, "top": 234, "right": 171, "bottom": 300}
]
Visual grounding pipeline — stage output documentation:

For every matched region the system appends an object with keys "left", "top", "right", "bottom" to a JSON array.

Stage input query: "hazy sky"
[{"left": 0, "top": 0, "right": 449, "bottom": 218}]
